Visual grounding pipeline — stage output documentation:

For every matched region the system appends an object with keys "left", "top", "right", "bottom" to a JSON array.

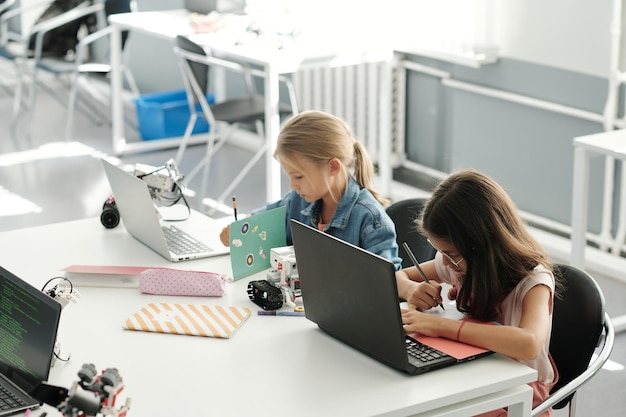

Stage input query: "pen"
[
  {"left": 402, "top": 242, "right": 445, "bottom": 311},
  {"left": 232, "top": 196, "right": 238, "bottom": 221},
  {"left": 258, "top": 310, "right": 305, "bottom": 317}
]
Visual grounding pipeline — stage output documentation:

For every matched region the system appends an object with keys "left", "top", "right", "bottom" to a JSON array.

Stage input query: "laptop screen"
[{"left": 0, "top": 266, "right": 62, "bottom": 393}]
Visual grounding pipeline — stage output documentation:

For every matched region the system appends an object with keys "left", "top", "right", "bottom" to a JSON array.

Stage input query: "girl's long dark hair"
[{"left": 419, "top": 170, "right": 554, "bottom": 322}]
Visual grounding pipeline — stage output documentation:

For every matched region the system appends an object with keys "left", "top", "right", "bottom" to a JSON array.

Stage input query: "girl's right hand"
[
  {"left": 406, "top": 281, "right": 444, "bottom": 311},
  {"left": 219, "top": 225, "right": 231, "bottom": 246}
]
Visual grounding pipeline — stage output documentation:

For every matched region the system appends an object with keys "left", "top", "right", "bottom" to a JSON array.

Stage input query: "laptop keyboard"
[
  {"left": 162, "top": 225, "right": 212, "bottom": 255},
  {"left": 406, "top": 336, "right": 447, "bottom": 363},
  {"left": 0, "top": 385, "right": 26, "bottom": 412}
]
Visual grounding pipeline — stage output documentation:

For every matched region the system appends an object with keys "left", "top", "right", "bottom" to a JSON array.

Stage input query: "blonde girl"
[{"left": 220, "top": 110, "right": 402, "bottom": 270}]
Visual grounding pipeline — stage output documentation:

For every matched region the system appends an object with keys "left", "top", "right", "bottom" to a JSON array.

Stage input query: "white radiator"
[{"left": 292, "top": 59, "right": 404, "bottom": 169}]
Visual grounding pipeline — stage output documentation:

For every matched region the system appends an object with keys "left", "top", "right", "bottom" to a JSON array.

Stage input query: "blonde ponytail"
[{"left": 353, "top": 140, "right": 389, "bottom": 207}]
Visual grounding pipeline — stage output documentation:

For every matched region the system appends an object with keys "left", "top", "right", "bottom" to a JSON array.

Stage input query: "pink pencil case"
[{"left": 138, "top": 268, "right": 227, "bottom": 297}]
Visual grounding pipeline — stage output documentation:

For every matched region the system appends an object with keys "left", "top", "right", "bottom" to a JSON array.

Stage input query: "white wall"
[
  {"left": 291, "top": 0, "right": 617, "bottom": 78},
  {"left": 393, "top": 0, "right": 616, "bottom": 78},
  {"left": 494, "top": 0, "right": 615, "bottom": 78}
]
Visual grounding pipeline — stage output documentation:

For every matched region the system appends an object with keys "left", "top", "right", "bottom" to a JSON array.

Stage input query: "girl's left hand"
[
  {"left": 219, "top": 225, "right": 231, "bottom": 247},
  {"left": 400, "top": 309, "right": 443, "bottom": 337}
]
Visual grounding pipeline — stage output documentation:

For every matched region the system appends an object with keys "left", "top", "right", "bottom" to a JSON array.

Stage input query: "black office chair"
[
  {"left": 531, "top": 263, "right": 615, "bottom": 417},
  {"left": 385, "top": 197, "right": 436, "bottom": 268},
  {"left": 173, "top": 34, "right": 298, "bottom": 212}
]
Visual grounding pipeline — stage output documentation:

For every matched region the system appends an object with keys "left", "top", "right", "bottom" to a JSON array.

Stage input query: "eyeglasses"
[{"left": 427, "top": 239, "right": 464, "bottom": 267}]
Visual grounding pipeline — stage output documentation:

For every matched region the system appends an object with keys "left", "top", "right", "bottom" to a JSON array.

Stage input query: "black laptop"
[
  {"left": 290, "top": 220, "right": 492, "bottom": 375},
  {"left": 0, "top": 266, "right": 62, "bottom": 415}
]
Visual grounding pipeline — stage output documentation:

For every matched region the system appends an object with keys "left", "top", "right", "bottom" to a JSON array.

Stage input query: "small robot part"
[{"left": 266, "top": 246, "right": 301, "bottom": 308}]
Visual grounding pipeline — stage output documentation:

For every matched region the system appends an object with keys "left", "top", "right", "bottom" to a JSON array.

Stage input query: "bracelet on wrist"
[{"left": 456, "top": 320, "right": 467, "bottom": 342}]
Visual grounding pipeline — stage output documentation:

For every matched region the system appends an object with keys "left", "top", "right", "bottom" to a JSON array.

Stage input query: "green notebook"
[{"left": 229, "top": 206, "right": 287, "bottom": 280}]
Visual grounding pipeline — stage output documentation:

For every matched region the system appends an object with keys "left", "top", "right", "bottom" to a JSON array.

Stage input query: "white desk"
[
  {"left": 108, "top": 10, "right": 395, "bottom": 202},
  {"left": 2, "top": 215, "right": 536, "bottom": 417},
  {"left": 571, "top": 129, "right": 626, "bottom": 268}
]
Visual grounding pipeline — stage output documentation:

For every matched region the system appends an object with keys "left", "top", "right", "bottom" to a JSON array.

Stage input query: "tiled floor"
[{"left": 1, "top": 70, "right": 624, "bottom": 416}]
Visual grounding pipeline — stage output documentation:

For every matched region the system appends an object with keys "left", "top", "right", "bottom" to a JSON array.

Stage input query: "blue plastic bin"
[{"left": 133, "top": 89, "right": 215, "bottom": 140}]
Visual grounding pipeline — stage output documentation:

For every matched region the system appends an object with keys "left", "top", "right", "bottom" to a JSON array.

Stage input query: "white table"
[
  {"left": 571, "top": 129, "right": 626, "bottom": 268},
  {"left": 2, "top": 214, "right": 536, "bottom": 417},
  {"left": 571, "top": 130, "right": 626, "bottom": 332},
  {"left": 108, "top": 9, "right": 395, "bottom": 202}
]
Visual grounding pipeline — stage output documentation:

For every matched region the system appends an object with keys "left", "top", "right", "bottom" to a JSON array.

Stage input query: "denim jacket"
[{"left": 254, "top": 177, "right": 402, "bottom": 270}]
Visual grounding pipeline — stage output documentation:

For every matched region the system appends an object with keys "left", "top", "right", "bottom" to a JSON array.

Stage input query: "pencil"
[
  {"left": 258, "top": 310, "right": 305, "bottom": 317},
  {"left": 402, "top": 242, "right": 445, "bottom": 311},
  {"left": 232, "top": 196, "right": 238, "bottom": 221}
]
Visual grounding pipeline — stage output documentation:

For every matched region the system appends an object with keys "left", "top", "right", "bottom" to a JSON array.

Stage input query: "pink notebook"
[{"left": 411, "top": 318, "right": 496, "bottom": 360}]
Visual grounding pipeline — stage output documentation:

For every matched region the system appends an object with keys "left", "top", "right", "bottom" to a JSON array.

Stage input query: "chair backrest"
[
  {"left": 175, "top": 34, "right": 209, "bottom": 96},
  {"left": 27, "top": 0, "right": 98, "bottom": 58},
  {"left": 0, "top": 0, "right": 16, "bottom": 16},
  {"left": 104, "top": 0, "right": 131, "bottom": 48},
  {"left": 385, "top": 198, "right": 435, "bottom": 268},
  {"left": 548, "top": 263, "right": 606, "bottom": 409},
  {"left": 104, "top": 0, "right": 131, "bottom": 16}
]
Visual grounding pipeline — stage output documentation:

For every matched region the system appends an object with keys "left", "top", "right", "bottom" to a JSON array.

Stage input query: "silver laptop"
[
  {"left": 290, "top": 219, "right": 492, "bottom": 375},
  {"left": 101, "top": 158, "right": 229, "bottom": 262},
  {"left": 0, "top": 266, "right": 62, "bottom": 416}
]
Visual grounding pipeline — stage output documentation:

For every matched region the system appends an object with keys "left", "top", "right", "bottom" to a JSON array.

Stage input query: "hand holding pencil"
[
  {"left": 218, "top": 196, "right": 238, "bottom": 246},
  {"left": 402, "top": 242, "right": 445, "bottom": 311}
]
